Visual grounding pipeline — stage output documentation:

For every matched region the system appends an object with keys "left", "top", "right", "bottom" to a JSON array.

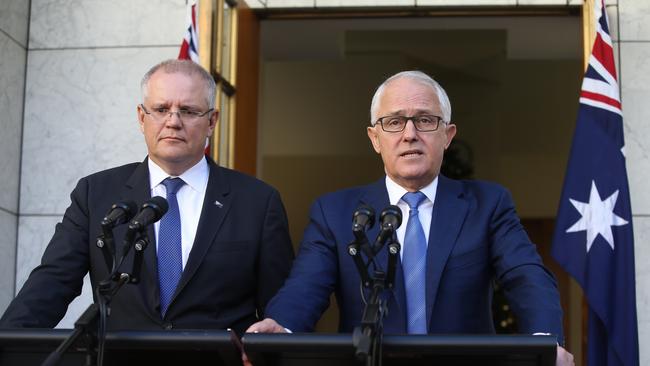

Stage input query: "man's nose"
[
  {"left": 165, "top": 111, "right": 183, "bottom": 126},
  {"left": 402, "top": 119, "right": 418, "bottom": 139}
]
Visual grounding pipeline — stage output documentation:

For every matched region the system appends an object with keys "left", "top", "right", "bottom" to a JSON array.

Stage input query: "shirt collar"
[
  {"left": 148, "top": 157, "right": 209, "bottom": 194},
  {"left": 385, "top": 175, "right": 439, "bottom": 206}
]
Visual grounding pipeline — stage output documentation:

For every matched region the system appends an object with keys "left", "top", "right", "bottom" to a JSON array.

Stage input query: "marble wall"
[
  {"left": 618, "top": 0, "right": 650, "bottom": 364},
  {"left": 0, "top": 0, "right": 29, "bottom": 312},
  {"left": 16, "top": 0, "right": 186, "bottom": 328}
]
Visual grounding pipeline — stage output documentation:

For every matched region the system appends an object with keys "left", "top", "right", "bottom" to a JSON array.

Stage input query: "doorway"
[{"left": 253, "top": 6, "right": 583, "bottom": 356}]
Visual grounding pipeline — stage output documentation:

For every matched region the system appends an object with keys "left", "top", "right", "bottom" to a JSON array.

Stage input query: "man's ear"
[
  {"left": 207, "top": 110, "right": 219, "bottom": 137},
  {"left": 444, "top": 123, "right": 457, "bottom": 149},
  {"left": 367, "top": 126, "right": 381, "bottom": 154},
  {"left": 137, "top": 104, "right": 146, "bottom": 133}
]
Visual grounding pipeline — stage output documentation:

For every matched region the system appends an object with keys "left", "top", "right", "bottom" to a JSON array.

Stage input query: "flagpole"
[{"left": 582, "top": 0, "right": 595, "bottom": 72}]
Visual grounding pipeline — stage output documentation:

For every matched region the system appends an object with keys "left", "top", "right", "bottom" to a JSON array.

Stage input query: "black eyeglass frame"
[
  {"left": 140, "top": 104, "right": 214, "bottom": 121},
  {"left": 374, "top": 115, "right": 446, "bottom": 132}
]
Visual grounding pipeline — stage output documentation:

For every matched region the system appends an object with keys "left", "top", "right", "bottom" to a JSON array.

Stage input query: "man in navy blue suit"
[{"left": 248, "top": 71, "right": 573, "bottom": 365}]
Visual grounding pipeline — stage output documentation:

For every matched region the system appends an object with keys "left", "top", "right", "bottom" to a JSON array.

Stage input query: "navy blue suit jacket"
[
  {"left": 1, "top": 157, "right": 294, "bottom": 334},
  {"left": 266, "top": 175, "right": 563, "bottom": 342}
]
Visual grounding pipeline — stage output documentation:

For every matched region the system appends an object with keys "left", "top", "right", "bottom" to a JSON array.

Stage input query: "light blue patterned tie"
[
  {"left": 158, "top": 177, "right": 185, "bottom": 317},
  {"left": 402, "top": 191, "right": 428, "bottom": 334}
]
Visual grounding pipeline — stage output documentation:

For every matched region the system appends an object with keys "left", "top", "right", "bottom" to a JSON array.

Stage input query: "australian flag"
[
  {"left": 551, "top": 1, "right": 639, "bottom": 365},
  {"left": 178, "top": 0, "right": 199, "bottom": 63}
]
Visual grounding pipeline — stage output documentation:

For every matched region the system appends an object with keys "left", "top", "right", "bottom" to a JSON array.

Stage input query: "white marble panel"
[
  {"left": 0, "top": 0, "right": 30, "bottom": 48},
  {"left": 620, "top": 43, "right": 650, "bottom": 215},
  {"left": 605, "top": 4, "right": 618, "bottom": 42},
  {"left": 0, "top": 211, "right": 17, "bottom": 314},
  {"left": 29, "top": 0, "right": 186, "bottom": 49},
  {"left": 20, "top": 47, "right": 178, "bottom": 215},
  {"left": 242, "top": 0, "right": 265, "bottom": 8},
  {"left": 0, "top": 33, "right": 25, "bottom": 213},
  {"left": 15, "top": 215, "right": 92, "bottom": 329},
  {"left": 516, "top": 0, "right": 567, "bottom": 4},
  {"left": 619, "top": 0, "right": 650, "bottom": 41},
  {"left": 265, "top": 0, "right": 315, "bottom": 7},
  {"left": 15, "top": 216, "right": 60, "bottom": 290},
  {"left": 416, "top": 0, "right": 515, "bottom": 5},
  {"left": 317, "top": 0, "right": 414, "bottom": 6},
  {"left": 633, "top": 216, "right": 650, "bottom": 366}
]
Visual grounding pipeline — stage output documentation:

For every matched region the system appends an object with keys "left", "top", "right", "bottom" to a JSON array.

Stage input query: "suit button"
[{"left": 163, "top": 323, "right": 173, "bottom": 330}]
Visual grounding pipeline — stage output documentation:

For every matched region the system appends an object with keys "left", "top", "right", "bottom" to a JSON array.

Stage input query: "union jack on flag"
[
  {"left": 179, "top": 1, "right": 199, "bottom": 62},
  {"left": 552, "top": 0, "right": 639, "bottom": 365}
]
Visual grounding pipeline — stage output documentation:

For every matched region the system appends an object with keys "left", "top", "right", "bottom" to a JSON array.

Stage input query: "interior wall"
[{"left": 260, "top": 19, "right": 582, "bottom": 240}]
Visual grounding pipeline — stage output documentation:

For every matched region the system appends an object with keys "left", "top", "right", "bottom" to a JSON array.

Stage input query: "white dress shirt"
[
  {"left": 385, "top": 175, "right": 439, "bottom": 257},
  {"left": 148, "top": 158, "right": 209, "bottom": 269}
]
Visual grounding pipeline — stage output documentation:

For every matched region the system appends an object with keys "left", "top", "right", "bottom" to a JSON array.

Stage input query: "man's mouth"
[
  {"left": 400, "top": 150, "right": 423, "bottom": 158},
  {"left": 161, "top": 136, "right": 184, "bottom": 142}
]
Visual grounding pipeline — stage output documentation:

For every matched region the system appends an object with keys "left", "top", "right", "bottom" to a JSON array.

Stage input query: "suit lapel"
[
  {"left": 170, "top": 158, "right": 232, "bottom": 304},
  {"left": 123, "top": 158, "right": 160, "bottom": 311},
  {"left": 359, "top": 178, "right": 407, "bottom": 332},
  {"left": 425, "top": 176, "right": 468, "bottom": 329}
]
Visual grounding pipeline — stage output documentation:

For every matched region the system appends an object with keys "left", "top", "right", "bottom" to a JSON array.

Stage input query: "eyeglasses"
[
  {"left": 140, "top": 104, "right": 213, "bottom": 122},
  {"left": 374, "top": 115, "right": 445, "bottom": 132}
]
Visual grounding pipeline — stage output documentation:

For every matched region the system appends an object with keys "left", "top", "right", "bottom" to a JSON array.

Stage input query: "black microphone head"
[
  {"left": 101, "top": 200, "right": 138, "bottom": 227},
  {"left": 143, "top": 196, "right": 169, "bottom": 221},
  {"left": 129, "top": 196, "right": 169, "bottom": 231},
  {"left": 380, "top": 205, "right": 402, "bottom": 230},
  {"left": 352, "top": 204, "right": 375, "bottom": 232}
]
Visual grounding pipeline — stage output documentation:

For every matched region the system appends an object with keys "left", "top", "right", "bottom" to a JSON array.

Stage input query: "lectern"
[
  {"left": 243, "top": 333, "right": 557, "bottom": 366},
  {"left": 0, "top": 329, "right": 242, "bottom": 366}
]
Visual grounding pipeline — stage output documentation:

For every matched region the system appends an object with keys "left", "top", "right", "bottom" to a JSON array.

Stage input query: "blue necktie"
[
  {"left": 158, "top": 177, "right": 185, "bottom": 317},
  {"left": 401, "top": 191, "right": 428, "bottom": 334}
]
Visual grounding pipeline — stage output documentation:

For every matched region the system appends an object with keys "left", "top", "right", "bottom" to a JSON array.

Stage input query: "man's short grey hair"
[
  {"left": 141, "top": 59, "right": 216, "bottom": 109},
  {"left": 370, "top": 70, "right": 452, "bottom": 124}
]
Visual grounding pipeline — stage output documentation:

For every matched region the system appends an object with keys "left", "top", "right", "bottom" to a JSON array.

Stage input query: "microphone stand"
[
  {"left": 348, "top": 236, "right": 400, "bottom": 366},
  {"left": 42, "top": 226, "right": 149, "bottom": 366}
]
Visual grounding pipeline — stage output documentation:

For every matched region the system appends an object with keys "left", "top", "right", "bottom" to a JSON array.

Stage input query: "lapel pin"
[{"left": 214, "top": 200, "right": 223, "bottom": 208}]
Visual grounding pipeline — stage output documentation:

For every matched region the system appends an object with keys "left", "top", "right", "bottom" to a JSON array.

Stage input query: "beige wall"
[{"left": 259, "top": 31, "right": 582, "bottom": 235}]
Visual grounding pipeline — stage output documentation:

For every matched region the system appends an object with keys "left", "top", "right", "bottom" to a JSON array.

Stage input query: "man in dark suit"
[
  {"left": 247, "top": 71, "right": 573, "bottom": 365},
  {"left": 0, "top": 59, "right": 294, "bottom": 334}
]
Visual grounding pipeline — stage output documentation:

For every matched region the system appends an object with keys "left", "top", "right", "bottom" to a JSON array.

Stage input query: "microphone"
[
  {"left": 373, "top": 205, "right": 402, "bottom": 253},
  {"left": 120, "top": 197, "right": 168, "bottom": 263},
  {"left": 352, "top": 205, "right": 375, "bottom": 258},
  {"left": 101, "top": 201, "right": 138, "bottom": 228},
  {"left": 98, "top": 200, "right": 138, "bottom": 273},
  {"left": 352, "top": 204, "right": 375, "bottom": 242},
  {"left": 128, "top": 196, "right": 169, "bottom": 231}
]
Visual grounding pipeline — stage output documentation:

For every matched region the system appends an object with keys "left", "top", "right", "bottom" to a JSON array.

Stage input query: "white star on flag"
[{"left": 566, "top": 180, "right": 628, "bottom": 252}]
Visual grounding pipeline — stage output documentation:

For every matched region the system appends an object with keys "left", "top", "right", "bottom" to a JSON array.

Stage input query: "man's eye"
[
  {"left": 387, "top": 118, "right": 403, "bottom": 126},
  {"left": 180, "top": 109, "right": 200, "bottom": 117},
  {"left": 153, "top": 107, "right": 168, "bottom": 114},
  {"left": 418, "top": 116, "right": 434, "bottom": 124}
]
